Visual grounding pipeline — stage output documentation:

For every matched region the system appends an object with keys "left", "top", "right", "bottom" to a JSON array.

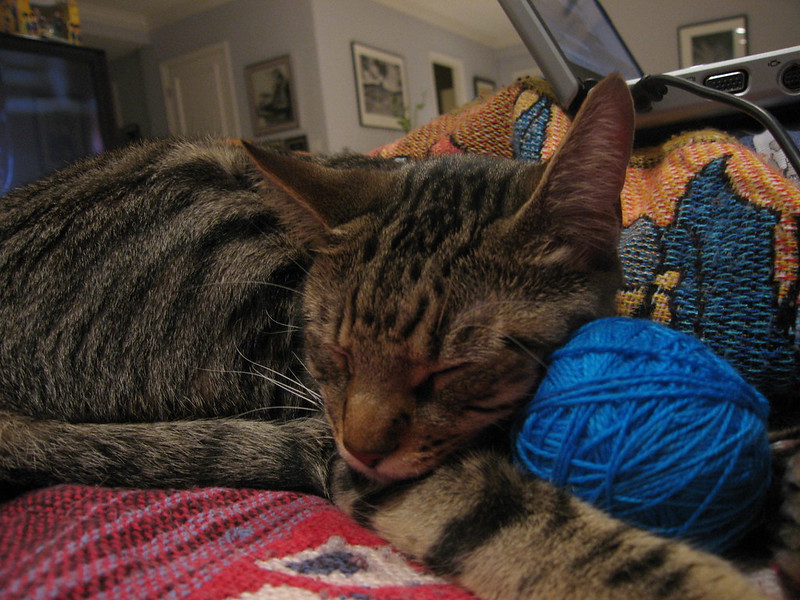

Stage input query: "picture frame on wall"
[
  {"left": 473, "top": 76, "right": 496, "bottom": 98},
  {"left": 678, "top": 15, "right": 748, "bottom": 68},
  {"left": 282, "top": 135, "right": 309, "bottom": 152},
  {"left": 351, "top": 42, "right": 408, "bottom": 130},
  {"left": 245, "top": 54, "right": 298, "bottom": 136}
]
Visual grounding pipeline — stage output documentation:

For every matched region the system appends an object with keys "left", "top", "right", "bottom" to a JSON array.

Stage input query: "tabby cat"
[{"left": 0, "top": 76, "right": 773, "bottom": 599}]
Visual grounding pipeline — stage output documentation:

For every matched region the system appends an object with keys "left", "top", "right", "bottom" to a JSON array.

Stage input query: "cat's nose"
[{"left": 347, "top": 447, "right": 390, "bottom": 469}]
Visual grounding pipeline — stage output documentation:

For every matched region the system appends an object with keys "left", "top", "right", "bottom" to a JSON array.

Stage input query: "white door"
[{"left": 160, "top": 42, "right": 242, "bottom": 138}]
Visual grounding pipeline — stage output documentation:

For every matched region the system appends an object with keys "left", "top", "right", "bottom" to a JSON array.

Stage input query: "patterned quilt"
[{"left": 1, "top": 78, "right": 798, "bottom": 599}]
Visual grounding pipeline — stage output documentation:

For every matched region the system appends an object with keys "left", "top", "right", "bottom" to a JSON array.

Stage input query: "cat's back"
[
  {"left": 0, "top": 139, "right": 309, "bottom": 422},
  {"left": 0, "top": 138, "right": 261, "bottom": 224}
]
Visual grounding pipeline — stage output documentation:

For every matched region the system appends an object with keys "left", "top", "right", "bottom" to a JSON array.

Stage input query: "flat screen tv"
[{"left": 0, "top": 33, "right": 117, "bottom": 195}]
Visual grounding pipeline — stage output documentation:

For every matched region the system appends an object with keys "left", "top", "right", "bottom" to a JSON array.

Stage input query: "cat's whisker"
[
  {"left": 231, "top": 345, "right": 275, "bottom": 370},
  {"left": 200, "top": 364, "right": 320, "bottom": 406},
  {"left": 226, "top": 405, "right": 321, "bottom": 420},
  {"left": 289, "top": 255, "right": 311, "bottom": 276},
  {"left": 192, "top": 280, "right": 301, "bottom": 295},
  {"left": 259, "top": 327, "right": 299, "bottom": 335},
  {"left": 250, "top": 364, "right": 323, "bottom": 406},
  {"left": 457, "top": 299, "right": 541, "bottom": 318},
  {"left": 281, "top": 367, "right": 321, "bottom": 397},
  {"left": 434, "top": 277, "right": 454, "bottom": 334},
  {"left": 292, "top": 352, "right": 316, "bottom": 378},
  {"left": 260, "top": 312, "right": 301, "bottom": 331},
  {"left": 232, "top": 347, "right": 322, "bottom": 403},
  {"left": 500, "top": 333, "right": 549, "bottom": 370},
  {"left": 257, "top": 372, "right": 320, "bottom": 405}
]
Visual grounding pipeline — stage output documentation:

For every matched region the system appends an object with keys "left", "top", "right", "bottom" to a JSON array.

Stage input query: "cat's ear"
[
  {"left": 515, "top": 74, "right": 634, "bottom": 269},
  {"left": 242, "top": 141, "right": 392, "bottom": 246}
]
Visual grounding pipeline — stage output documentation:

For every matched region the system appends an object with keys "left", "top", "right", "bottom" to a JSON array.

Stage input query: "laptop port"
[
  {"left": 781, "top": 62, "right": 800, "bottom": 92},
  {"left": 703, "top": 71, "right": 748, "bottom": 94}
]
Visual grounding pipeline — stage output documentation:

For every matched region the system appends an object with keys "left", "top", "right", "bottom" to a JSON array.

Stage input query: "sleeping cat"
[{"left": 0, "top": 75, "right": 770, "bottom": 599}]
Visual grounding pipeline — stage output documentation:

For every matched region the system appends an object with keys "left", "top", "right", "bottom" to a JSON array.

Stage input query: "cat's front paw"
[
  {"left": 328, "top": 458, "right": 398, "bottom": 527},
  {"left": 330, "top": 450, "right": 767, "bottom": 600}
]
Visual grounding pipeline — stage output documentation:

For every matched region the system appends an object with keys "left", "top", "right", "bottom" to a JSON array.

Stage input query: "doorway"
[
  {"left": 430, "top": 52, "right": 465, "bottom": 115},
  {"left": 160, "top": 42, "right": 241, "bottom": 138}
]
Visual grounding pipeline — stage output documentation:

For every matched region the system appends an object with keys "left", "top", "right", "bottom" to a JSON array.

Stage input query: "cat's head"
[{"left": 245, "top": 74, "right": 634, "bottom": 482}]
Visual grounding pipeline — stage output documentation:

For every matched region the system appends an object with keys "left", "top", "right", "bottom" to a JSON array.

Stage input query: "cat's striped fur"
[{"left": 0, "top": 76, "right": 766, "bottom": 598}]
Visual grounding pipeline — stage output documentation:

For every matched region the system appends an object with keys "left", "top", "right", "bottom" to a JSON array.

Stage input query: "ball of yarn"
[{"left": 513, "top": 317, "right": 771, "bottom": 553}]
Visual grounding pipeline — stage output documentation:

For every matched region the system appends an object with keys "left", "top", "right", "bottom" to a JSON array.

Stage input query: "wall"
[
  {"left": 310, "top": 0, "right": 497, "bottom": 152},
  {"left": 114, "top": 0, "right": 800, "bottom": 153},
  {"left": 138, "top": 0, "right": 329, "bottom": 152},
  {"left": 109, "top": 50, "right": 152, "bottom": 138},
  {"left": 133, "top": 0, "right": 497, "bottom": 154},
  {"left": 494, "top": 1, "right": 800, "bottom": 86},
  {"left": 493, "top": 45, "right": 542, "bottom": 89},
  {"left": 603, "top": 0, "right": 800, "bottom": 75}
]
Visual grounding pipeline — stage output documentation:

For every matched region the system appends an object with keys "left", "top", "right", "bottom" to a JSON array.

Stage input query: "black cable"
[{"left": 632, "top": 73, "right": 800, "bottom": 179}]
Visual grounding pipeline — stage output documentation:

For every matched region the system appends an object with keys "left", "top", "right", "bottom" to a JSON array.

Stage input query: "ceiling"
[
  {"left": 363, "top": 0, "right": 517, "bottom": 48},
  {"left": 79, "top": 0, "right": 520, "bottom": 59}
]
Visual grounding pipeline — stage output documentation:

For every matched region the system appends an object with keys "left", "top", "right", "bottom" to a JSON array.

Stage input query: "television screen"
[{"left": 0, "top": 33, "right": 116, "bottom": 195}]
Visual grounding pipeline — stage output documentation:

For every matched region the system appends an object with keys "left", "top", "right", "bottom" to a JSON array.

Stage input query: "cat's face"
[
  {"left": 246, "top": 74, "right": 634, "bottom": 481},
  {"left": 300, "top": 173, "right": 622, "bottom": 481}
]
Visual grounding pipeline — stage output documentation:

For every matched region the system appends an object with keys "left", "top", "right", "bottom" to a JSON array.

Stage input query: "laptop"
[{"left": 497, "top": 0, "right": 800, "bottom": 130}]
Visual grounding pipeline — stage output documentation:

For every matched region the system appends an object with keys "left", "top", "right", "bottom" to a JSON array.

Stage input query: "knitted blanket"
[
  {"left": 1, "top": 79, "right": 798, "bottom": 599},
  {"left": 0, "top": 485, "right": 787, "bottom": 600},
  {"left": 0, "top": 486, "right": 477, "bottom": 600}
]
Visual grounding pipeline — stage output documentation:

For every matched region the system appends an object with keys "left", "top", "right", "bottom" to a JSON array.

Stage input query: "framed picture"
[
  {"left": 473, "top": 76, "right": 496, "bottom": 98},
  {"left": 245, "top": 55, "right": 298, "bottom": 135},
  {"left": 678, "top": 16, "right": 748, "bottom": 68},
  {"left": 351, "top": 42, "right": 408, "bottom": 130},
  {"left": 282, "top": 135, "right": 309, "bottom": 152}
]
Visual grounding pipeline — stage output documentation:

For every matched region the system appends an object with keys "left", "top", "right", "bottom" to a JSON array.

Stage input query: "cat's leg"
[
  {"left": 331, "top": 448, "right": 767, "bottom": 600},
  {"left": 0, "top": 410, "right": 333, "bottom": 494}
]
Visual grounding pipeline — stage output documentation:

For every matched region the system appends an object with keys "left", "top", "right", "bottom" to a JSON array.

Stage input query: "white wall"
[
  {"left": 118, "top": 0, "right": 800, "bottom": 153},
  {"left": 310, "top": 0, "right": 497, "bottom": 153},
  {"left": 493, "top": 1, "right": 800, "bottom": 86},
  {"left": 493, "top": 44, "right": 542, "bottom": 89},
  {"left": 603, "top": 0, "right": 800, "bottom": 75},
  {"left": 134, "top": 0, "right": 498, "bottom": 154},
  {"left": 138, "top": 0, "right": 329, "bottom": 152}
]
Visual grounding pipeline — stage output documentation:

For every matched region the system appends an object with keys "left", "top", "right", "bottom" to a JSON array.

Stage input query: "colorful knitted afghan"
[
  {"left": 1, "top": 79, "right": 798, "bottom": 600},
  {"left": 374, "top": 78, "right": 800, "bottom": 404}
]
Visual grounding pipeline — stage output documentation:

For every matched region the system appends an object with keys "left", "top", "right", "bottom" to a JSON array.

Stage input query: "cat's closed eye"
[
  {"left": 412, "top": 364, "right": 471, "bottom": 401},
  {"left": 330, "top": 346, "right": 352, "bottom": 375}
]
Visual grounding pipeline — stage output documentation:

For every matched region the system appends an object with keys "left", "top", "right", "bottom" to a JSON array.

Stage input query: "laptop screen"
[{"left": 533, "top": 0, "right": 642, "bottom": 81}]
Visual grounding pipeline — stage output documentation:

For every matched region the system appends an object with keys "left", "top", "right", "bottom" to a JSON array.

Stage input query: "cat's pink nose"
[
  {"left": 350, "top": 450, "right": 386, "bottom": 469},
  {"left": 347, "top": 449, "right": 387, "bottom": 469}
]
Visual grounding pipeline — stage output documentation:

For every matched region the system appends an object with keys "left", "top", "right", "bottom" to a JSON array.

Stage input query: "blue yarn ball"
[{"left": 513, "top": 317, "right": 771, "bottom": 553}]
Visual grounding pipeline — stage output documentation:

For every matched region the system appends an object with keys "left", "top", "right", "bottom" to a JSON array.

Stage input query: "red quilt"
[
  {"left": 0, "top": 485, "right": 477, "bottom": 599},
  {"left": 0, "top": 484, "right": 791, "bottom": 599}
]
